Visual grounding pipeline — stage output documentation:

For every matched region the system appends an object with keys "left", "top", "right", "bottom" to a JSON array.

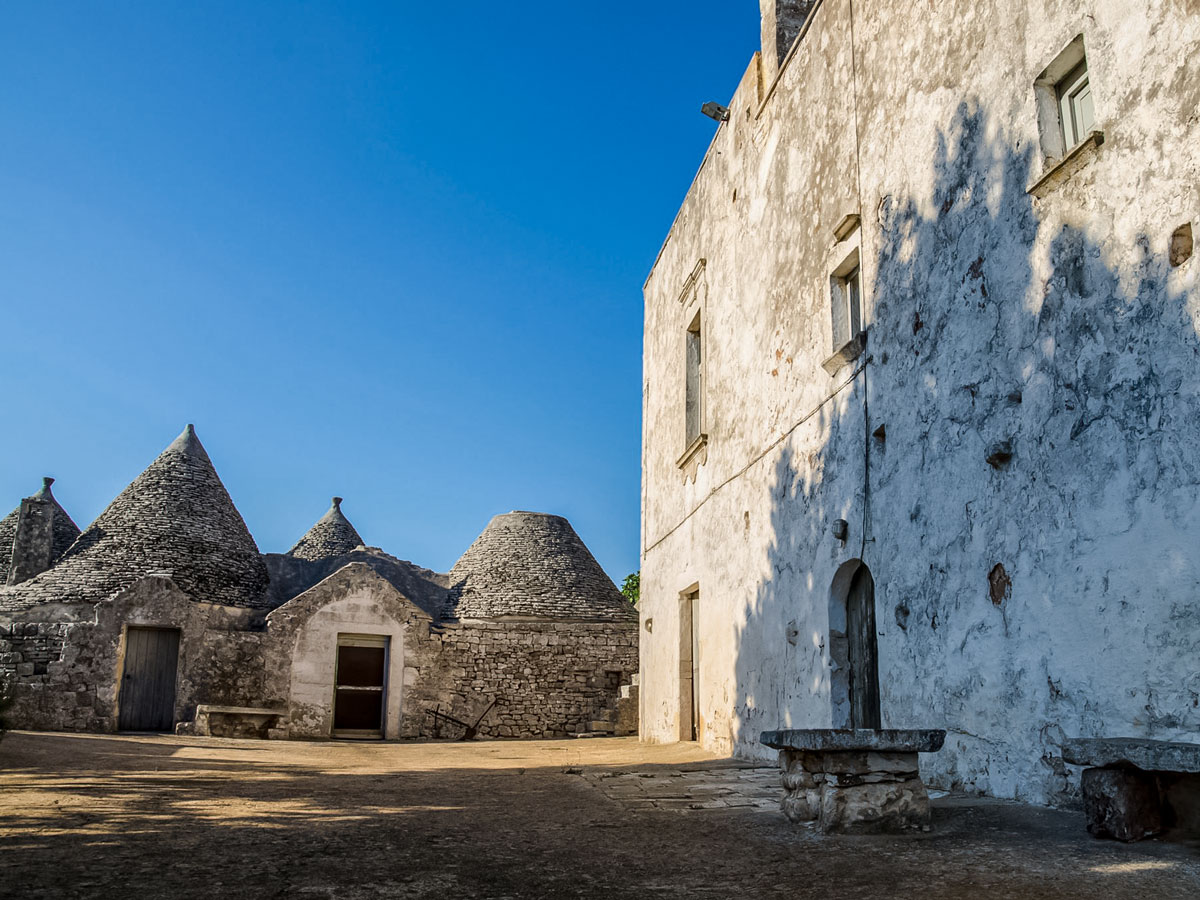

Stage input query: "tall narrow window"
[
  {"left": 1057, "top": 58, "right": 1093, "bottom": 149},
  {"left": 685, "top": 311, "right": 703, "bottom": 446},
  {"left": 830, "top": 249, "right": 862, "bottom": 350}
]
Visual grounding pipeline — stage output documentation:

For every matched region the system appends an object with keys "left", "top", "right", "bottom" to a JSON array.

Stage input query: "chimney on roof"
[
  {"left": 7, "top": 479, "right": 57, "bottom": 585},
  {"left": 760, "top": 0, "right": 817, "bottom": 86}
]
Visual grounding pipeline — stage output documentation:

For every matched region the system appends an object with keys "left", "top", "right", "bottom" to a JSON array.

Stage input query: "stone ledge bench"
[
  {"left": 1062, "top": 737, "right": 1200, "bottom": 842},
  {"left": 761, "top": 729, "right": 946, "bottom": 834},
  {"left": 178, "top": 705, "right": 288, "bottom": 740}
]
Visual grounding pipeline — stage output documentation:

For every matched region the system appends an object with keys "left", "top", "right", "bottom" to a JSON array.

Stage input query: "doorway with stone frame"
[{"left": 828, "top": 560, "right": 881, "bottom": 730}]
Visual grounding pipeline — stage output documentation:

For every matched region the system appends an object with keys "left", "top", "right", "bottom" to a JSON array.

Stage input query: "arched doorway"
[
  {"left": 829, "top": 560, "right": 881, "bottom": 730},
  {"left": 846, "top": 565, "right": 880, "bottom": 729}
]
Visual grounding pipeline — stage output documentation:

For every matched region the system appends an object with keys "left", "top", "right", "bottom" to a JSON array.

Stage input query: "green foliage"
[{"left": 620, "top": 571, "right": 640, "bottom": 606}]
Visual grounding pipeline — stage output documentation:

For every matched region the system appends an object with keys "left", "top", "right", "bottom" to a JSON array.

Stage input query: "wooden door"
[
  {"left": 118, "top": 627, "right": 180, "bottom": 732},
  {"left": 690, "top": 592, "right": 700, "bottom": 741},
  {"left": 846, "top": 566, "right": 881, "bottom": 729},
  {"left": 679, "top": 589, "right": 700, "bottom": 741},
  {"left": 333, "top": 636, "right": 387, "bottom": 736}
]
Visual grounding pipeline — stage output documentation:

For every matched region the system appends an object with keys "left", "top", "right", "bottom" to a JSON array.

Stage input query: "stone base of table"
[
  {"left": 780, "top": 749, "right": 930, "bottom": 833},
  {"left": 1080, "top": 767, "right": 1163, "bottom": 842},
  {"left": 763, "top": 729, "right": 946, "bottom": 834}
]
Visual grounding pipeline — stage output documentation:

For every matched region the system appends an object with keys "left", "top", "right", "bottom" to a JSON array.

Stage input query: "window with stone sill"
[
  {"left": 823, "top": 246, "right": 866, "bottom": 375},
  {"left": 1035, "top": 36, "right": 1098, "bottom": 163},
  {"left": 680, "top": 309, "right": 707, "bottom": 466}
]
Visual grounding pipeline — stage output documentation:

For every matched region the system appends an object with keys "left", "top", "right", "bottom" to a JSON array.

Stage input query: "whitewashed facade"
[{"left": 639, "top": 0, "right": 1200, "bottom": 805}]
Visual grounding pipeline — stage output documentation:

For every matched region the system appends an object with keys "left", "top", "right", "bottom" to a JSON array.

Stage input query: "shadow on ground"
[{"left": 2, "top": 732, "right": 1198, "bottom": 899}]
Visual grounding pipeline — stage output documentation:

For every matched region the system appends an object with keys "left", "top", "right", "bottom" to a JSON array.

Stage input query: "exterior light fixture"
[{"left": 701, "top": 101, "right": 730, "bottom": 122}]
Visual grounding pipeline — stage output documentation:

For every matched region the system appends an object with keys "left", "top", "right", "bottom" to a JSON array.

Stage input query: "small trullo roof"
[
  {"left": 0, "top": 425, "right": 270, "bottom": 610},
  {"left": 287, "top": 497, "right": 365, "bottom": 561},
  {"left": 0, "top": 477, "right": 81, "bottom": 576},
  {"left": 445, "top": 511, "right": 635, "bottom": 621}
]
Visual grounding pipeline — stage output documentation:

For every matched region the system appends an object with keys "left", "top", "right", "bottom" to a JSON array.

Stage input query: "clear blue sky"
[{"left": 0, "top": 2, "right": 759, "bottom": 580}]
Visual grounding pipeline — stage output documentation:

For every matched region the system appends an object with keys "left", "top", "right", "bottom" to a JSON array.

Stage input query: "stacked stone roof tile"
[
  {"left": 287, "top": 497, "right": 365, "bottom": 561},
  {"left": 445, "top": 511, "right": 635, "bottom": 621},
  {"left": 0, "top": 478, "right": 81, "bottom": 576},
  {"left": 0, "top": 431, "right": 629, "bottom": 625},
  {"left": 0, "top": 425, "right": 270, "bottom": 612},
  {"left": 265, "top": 546, "right": 449, "bottom": 619}
]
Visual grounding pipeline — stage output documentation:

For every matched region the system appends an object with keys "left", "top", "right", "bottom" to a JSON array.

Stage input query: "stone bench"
[
  {"left": 761, "top": 729, "right": 946, "bottom": 834},
  {"left": 1062, "top": 737, "right": 1200, "bottom": 841},
  {"left": 183, "top": 705, "right": 288, "bottom": 740}
]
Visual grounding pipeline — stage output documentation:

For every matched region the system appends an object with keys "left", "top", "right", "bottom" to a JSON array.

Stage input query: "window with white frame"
[
  {"left": 1056, "top": 57, "right": 1094, "bottom": 149},
  {"left": 830, "top": 249, "right": 862, "bottom": 350},
  {"left": 1035, "top": 36, "right": 1098, "bottom": 162}
]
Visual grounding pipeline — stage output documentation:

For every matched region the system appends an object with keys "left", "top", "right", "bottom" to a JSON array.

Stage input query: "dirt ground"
[{"left": 2, "top": 732, "right": 1199, "bottom": 899}]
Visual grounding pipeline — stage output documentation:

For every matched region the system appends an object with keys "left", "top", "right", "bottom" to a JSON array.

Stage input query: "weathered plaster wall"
[{"left": 641, "top": 0, "right": 1200, "bottom": 806}]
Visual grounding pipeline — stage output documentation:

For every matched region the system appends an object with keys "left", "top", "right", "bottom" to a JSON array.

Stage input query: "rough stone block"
[
  {"left": 818, "top": 778, "right": 930, "bottom": 834},
  {"left": 821, "top": 751, "right": 920, "bottom": 777},
  {"left": 782, "top": 769, "right": 821, "bottom": 792},
  {"left": 781, "top": 788, "right": 822, "bottom": 823},
  {"left": 1081, "top": 767, "right": 1163, "bottom": 842}
]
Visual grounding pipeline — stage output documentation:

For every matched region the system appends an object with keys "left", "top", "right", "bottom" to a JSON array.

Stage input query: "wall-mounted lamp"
[
  {"left": 831, "top": 519, "right": 849, "bottom": 541},
  {"left": 701, "top": 101, "right": 730, "bottom": 122}
]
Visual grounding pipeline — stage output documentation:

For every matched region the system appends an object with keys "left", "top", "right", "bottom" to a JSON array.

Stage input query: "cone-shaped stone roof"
[
  {"left": 287, "top": 497, "right": 364, "bottom": 561},
  {"left": 0, "top": 425, "right": 270, "bottom": 611},
  {"left": 445, "top": 511, "right": 635, "bottom": 621},
  {"left": 0, "top": 477, "right": 81, "bottom": 575}
]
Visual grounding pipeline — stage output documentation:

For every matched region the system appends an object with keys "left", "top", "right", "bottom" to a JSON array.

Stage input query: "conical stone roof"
[
  {"left": 445, "top": 511, "right": 635, "bottom": 621},
  {"left": 0, "top": 477, "right": 81, "bottom": 576},
  {"left": 287, "top": 497, "right": 364, "bottom": 561},
  {"left": 0, "top": 425, "right": 270, "bottom": 611}
]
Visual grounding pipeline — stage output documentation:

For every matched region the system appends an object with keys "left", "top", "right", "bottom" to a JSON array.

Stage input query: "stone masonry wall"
[
  {"left": 0, "top": 620, "right": 94, "bottom": 731},
  {"left": 2, "top": 571, "right": 638, "bottom": 741},
  {"left": 408, "top": 620, "right": 639, "bottom": 738},
  {"left": 1, "top": 578, "right": 262, "bottom": 733}
]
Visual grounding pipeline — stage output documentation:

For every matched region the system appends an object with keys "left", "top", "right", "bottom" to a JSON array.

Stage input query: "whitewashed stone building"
[
  {"left": 1, "top": 426, "right": 636, "bottom": 740},
  {"left": 639, "top": 0, "right": 1200, "bottom": 805}
]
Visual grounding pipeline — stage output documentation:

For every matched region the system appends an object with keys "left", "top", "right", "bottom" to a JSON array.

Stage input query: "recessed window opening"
[
  {"left": 1035, "top": 35, "right": 1096, "bottom": 162},
  {"left": 1057, "top": 58, "right": 1094, "bottom": 149},
  {"left": 685, "top": 311, "right": 703, "bottom": 446},
  {"left": 830, "top": 249, "right": 862, "bottom": 350}
]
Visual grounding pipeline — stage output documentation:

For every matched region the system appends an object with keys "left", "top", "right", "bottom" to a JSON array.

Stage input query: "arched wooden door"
[{"left": 846, "top": 565, "right": 881, "bottom": 729}]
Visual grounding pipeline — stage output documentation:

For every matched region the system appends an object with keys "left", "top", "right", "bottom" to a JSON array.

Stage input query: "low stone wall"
[
  {"left": 0, "top": 579, "right": 262, "bottom": 733},
  {"left": 408, "top": 620, "right": 638, "bottom": 739},
  {"left": 0, "top": 620, "right": 99, "bottom": 731}
]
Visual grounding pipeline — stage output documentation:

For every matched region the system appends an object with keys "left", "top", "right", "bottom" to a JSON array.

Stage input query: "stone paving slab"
[{"left": 584, "top": 766, "right": 781, "bottom": 812}]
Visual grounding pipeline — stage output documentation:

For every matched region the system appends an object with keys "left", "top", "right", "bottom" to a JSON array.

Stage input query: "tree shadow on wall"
[{"left": 732, "top": 99, "right": 1200, "bottom": 804}]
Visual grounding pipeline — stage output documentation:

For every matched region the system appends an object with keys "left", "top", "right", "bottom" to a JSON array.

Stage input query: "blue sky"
[{"left": 0, "top": 2, "right": 759, "bottom": 579}]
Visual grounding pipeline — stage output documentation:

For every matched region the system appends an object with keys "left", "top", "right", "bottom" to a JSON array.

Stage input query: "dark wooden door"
[
  {"left": 333, "top": 644, "right": 386, "bottom": 734},
  {"left": 846, "top": 566, "right": 881, "bottom": 729},
  {"left": 118, "top": 627, "right": 180, "bottom": 732}
]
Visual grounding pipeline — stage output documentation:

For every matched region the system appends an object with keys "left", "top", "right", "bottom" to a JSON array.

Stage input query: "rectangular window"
[
  {"left": 830, "top": 250, "right": 862, "bottom": 350},
  {"left": 1057, "top": 58, "right": 1094, "bottom": 149},
  {"left": 685, "top": 311, "right": 703, "bottom": 446},
  {"left": 1034, "top": 36, "right": 1097, "bottom": 163}
]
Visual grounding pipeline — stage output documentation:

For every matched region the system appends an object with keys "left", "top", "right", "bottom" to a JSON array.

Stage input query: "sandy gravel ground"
[{"left": 2, "top": 731, "right": 1198, "bottom": 899}]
